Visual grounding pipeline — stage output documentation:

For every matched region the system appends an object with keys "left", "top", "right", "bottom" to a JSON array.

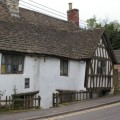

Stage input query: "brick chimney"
[
  {"left": 67, "top": 3, "right": 79, "bottom": 27},
  {"left": 0, "top": 0, "right": 20, "bottom": 17}
]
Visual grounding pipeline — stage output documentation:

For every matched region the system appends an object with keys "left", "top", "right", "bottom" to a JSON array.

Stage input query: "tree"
[
  {"left": 105, "top": 22, "right": 120, "bottom": 49},
  {"left": 86, "top": 15, "right": 102, "bottom": 29},
  {"left": 86, "top": 17, "right": 120, "bottom": 49}
]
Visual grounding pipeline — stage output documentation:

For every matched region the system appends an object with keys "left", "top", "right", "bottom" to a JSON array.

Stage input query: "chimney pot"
[{"left": 69, "top": 3, "right": 72, "bottom": 10}]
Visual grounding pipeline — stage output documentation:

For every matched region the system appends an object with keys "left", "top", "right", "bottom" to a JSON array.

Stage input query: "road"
[
  {"left": 0, "top": 95, "right": 120, "bottom": 120},
  {"left": 41, "top": 102, "right": 120, "bottom": 120}
]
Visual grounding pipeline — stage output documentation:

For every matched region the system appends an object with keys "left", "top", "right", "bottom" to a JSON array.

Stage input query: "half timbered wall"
[{"left": 86, "top": 39, "right": 113, "bottom": 91}]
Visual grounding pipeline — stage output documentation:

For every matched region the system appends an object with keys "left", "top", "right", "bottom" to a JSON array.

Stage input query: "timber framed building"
[{"left": 0, "top": 0, "right": 116, "bottom": 108}]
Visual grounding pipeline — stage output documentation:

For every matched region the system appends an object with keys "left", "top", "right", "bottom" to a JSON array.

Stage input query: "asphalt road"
[{"left": 41, "top": 102, "right": 120, "bottom": 120}]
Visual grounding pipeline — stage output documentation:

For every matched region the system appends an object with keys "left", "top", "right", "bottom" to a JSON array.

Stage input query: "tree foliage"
[
  {"left": 86, "top": 15, "right": 102, "bottom": 29},
  {"left": 86, "top": 16, "right": 120, "bottom": 49}
]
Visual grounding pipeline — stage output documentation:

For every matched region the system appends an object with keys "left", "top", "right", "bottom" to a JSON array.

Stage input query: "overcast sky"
[{"left": 20, "top": 0, "right": 120, "bottom": 26}]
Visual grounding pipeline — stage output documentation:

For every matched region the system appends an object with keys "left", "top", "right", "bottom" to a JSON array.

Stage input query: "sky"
[{"left": 20, "top": 0, "right": 120, "bottom": 26}]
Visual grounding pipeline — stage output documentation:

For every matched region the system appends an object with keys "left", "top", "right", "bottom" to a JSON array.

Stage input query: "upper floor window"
[
  {"left": 1, "top": 54, "right": 24, "bottom": 74},
  {"left": 60, "top": 59, "right": 68, "bottom": 76},
  {"left": 97, "top": 60, "right": 106, "bottom": 75}
]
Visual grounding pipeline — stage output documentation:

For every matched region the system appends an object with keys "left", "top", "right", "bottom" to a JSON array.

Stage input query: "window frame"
[
  {"left": 97, "top": 60, "right": 106, "bottom": 75},
  {"left": 25, "top": 78, "right": 30, "bottom": 89},
  {"left": 1, "top": 54, "right": 24, "bottom": 74},
  {"left": 60, "top": 59, "right": 68, "bottom": 76}
]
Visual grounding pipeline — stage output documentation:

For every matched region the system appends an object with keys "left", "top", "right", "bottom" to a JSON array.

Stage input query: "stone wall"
[{"left": 114, "top": 65, "right": 120, "bottom": 94}]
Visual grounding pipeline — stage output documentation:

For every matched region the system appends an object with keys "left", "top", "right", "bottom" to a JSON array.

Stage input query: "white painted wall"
[
  {"left": 39, "top": 57, "right": 86, "bottom": 108},
  {"left": 0, "top": 53, "right": 86, "bottom": 108},
  {"left": 0, "top": 53, "right": 40, "bottom": 99}
]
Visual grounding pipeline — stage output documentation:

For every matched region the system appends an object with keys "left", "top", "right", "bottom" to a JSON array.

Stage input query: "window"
[
  {"left": 1, "top": 54, "right": 24, "bottom": 74},
  {"left": 60, "top": 60, "right": 68, "bottom": 76},
  {"left": 25, "top": 78, "right": 30, "bottom": 88},
  {"left": 97, "top": 60, "right": 106, "bottom": 75}
]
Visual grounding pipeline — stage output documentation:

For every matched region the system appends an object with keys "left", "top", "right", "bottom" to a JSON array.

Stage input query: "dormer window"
[{"left": 1, "top": 54, "right": 24, "bottom": 74}]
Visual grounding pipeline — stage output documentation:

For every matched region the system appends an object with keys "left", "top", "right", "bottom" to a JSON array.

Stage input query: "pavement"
[{"left": 0, "top": 94, "right": 120, "bottom": 120}]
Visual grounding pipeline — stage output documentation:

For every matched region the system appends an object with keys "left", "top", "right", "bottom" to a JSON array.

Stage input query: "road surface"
[{"left": 41, "top": 102, "right": 120, "bottom": 120}]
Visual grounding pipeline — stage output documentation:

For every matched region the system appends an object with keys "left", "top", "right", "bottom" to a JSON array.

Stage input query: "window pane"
[
  {"left": 25, "top": 78, "right": 30, "bottom": 88},
  {"left": 18, "top": 57, "right": 24, "bottom": 72},
  {"left": 97, "top": 60, "right": 107, "bottom": 75},
  {"left": 13, "top": 56, "right": 19, "bottom": 65},
  {"left": 18, "top": 57, "right": 24, "bottom": 64},
  {"left": 6, "top": 55, "right": 12, "bottom": 64},
  {"left": 60, "top": 60, "right": 68, "bottom": 76},
  {"left": 64, "top": 61, "right": 68, "bottom": 75},
  {"left": 12, "top": 65, "right": 18, "bottom": 73},
  {"left": 98, "top": 61, "right": 101, "bottom": 67},
  {"left": 101, "top": 61, "right": 106, "bottom": 67},
  {"left": 6, "top": 65, "right": 11, "bottom": 73},
  {"left": 101, "top": 61, "right": 106, "bottom": 75},
  {"left": 12, "top": 56, "right": 19, "bottom": 73},
  {"left": 60, "top": 60, "right": 63, "bottom": 75},
  {"left": 1, "top": 55, "right": 5, "bottom": 64},
  {"left": 18, "top": 64, "right": 23, "bottom": 72},
  {"left": 1, "top": 65, "right": 6, "bottom": 73},
  {"left": 97, "top": 61, "right": 101, "bottom": 74}
]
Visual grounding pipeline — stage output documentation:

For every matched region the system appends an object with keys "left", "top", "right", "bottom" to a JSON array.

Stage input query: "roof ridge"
[{"left": 20, "top": 7, "right": 67, "bottom": 23}]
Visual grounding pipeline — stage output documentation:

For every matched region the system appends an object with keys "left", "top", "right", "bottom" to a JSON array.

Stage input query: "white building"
[{"left": 0, "top": 0, "right": 116, "bottom": 108}]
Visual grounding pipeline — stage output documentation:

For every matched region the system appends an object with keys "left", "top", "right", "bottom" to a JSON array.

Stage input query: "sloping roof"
[
  {"left": 114, "top": 50, "right": 120, "bottom": 64},
  {"left": 0, "top": 20, "right": 104, "bottom": 60},
  {"left": 0, "top": 3, "right": 115, "bottom": 61},
  {"left": 0, "top": 3, "right": 78, "bottom": 31}
]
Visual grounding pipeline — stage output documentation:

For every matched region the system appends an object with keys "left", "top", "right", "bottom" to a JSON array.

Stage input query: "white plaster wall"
[
  {"left": 0, "top": 53, "right": 40, "bottom": 99},
  {"left": 39, "top": 57, "right": 86, "bottom": 108},
  {"left": 0, "top": 53, "right": 86, "bottom": 109}
]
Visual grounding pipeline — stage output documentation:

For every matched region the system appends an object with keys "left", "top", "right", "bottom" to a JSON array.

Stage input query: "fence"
[
  {"left": 53, "top": 91, "right": 92, "bottom": 107},
  {"left": 0, "top": 95, "right": 41, "bottom": 110}
]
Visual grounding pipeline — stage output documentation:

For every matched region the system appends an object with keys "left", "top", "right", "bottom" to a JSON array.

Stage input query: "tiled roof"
[
  {"left": 0, "top": 20, "right": 104, "bottom": 60},
  {"left": 114, "top": 50, "right": 120, "bottom": 63},
  {"left": 0, "top": 3, "right": 114, "bottom": 61},
  {"left": 0, "top": 3, "right": 78, "bottom": 31}
]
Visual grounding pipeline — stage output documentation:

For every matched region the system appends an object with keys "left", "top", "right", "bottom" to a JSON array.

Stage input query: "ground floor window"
[
  {"left": 60, "top": 59, "right": 68, "bottom": 76},
  {"left": 25, "top": 78, "right": 30, "bottom": 88},
  {"left": 1, "top": 54, "right": 24, "bottom": 74}
]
